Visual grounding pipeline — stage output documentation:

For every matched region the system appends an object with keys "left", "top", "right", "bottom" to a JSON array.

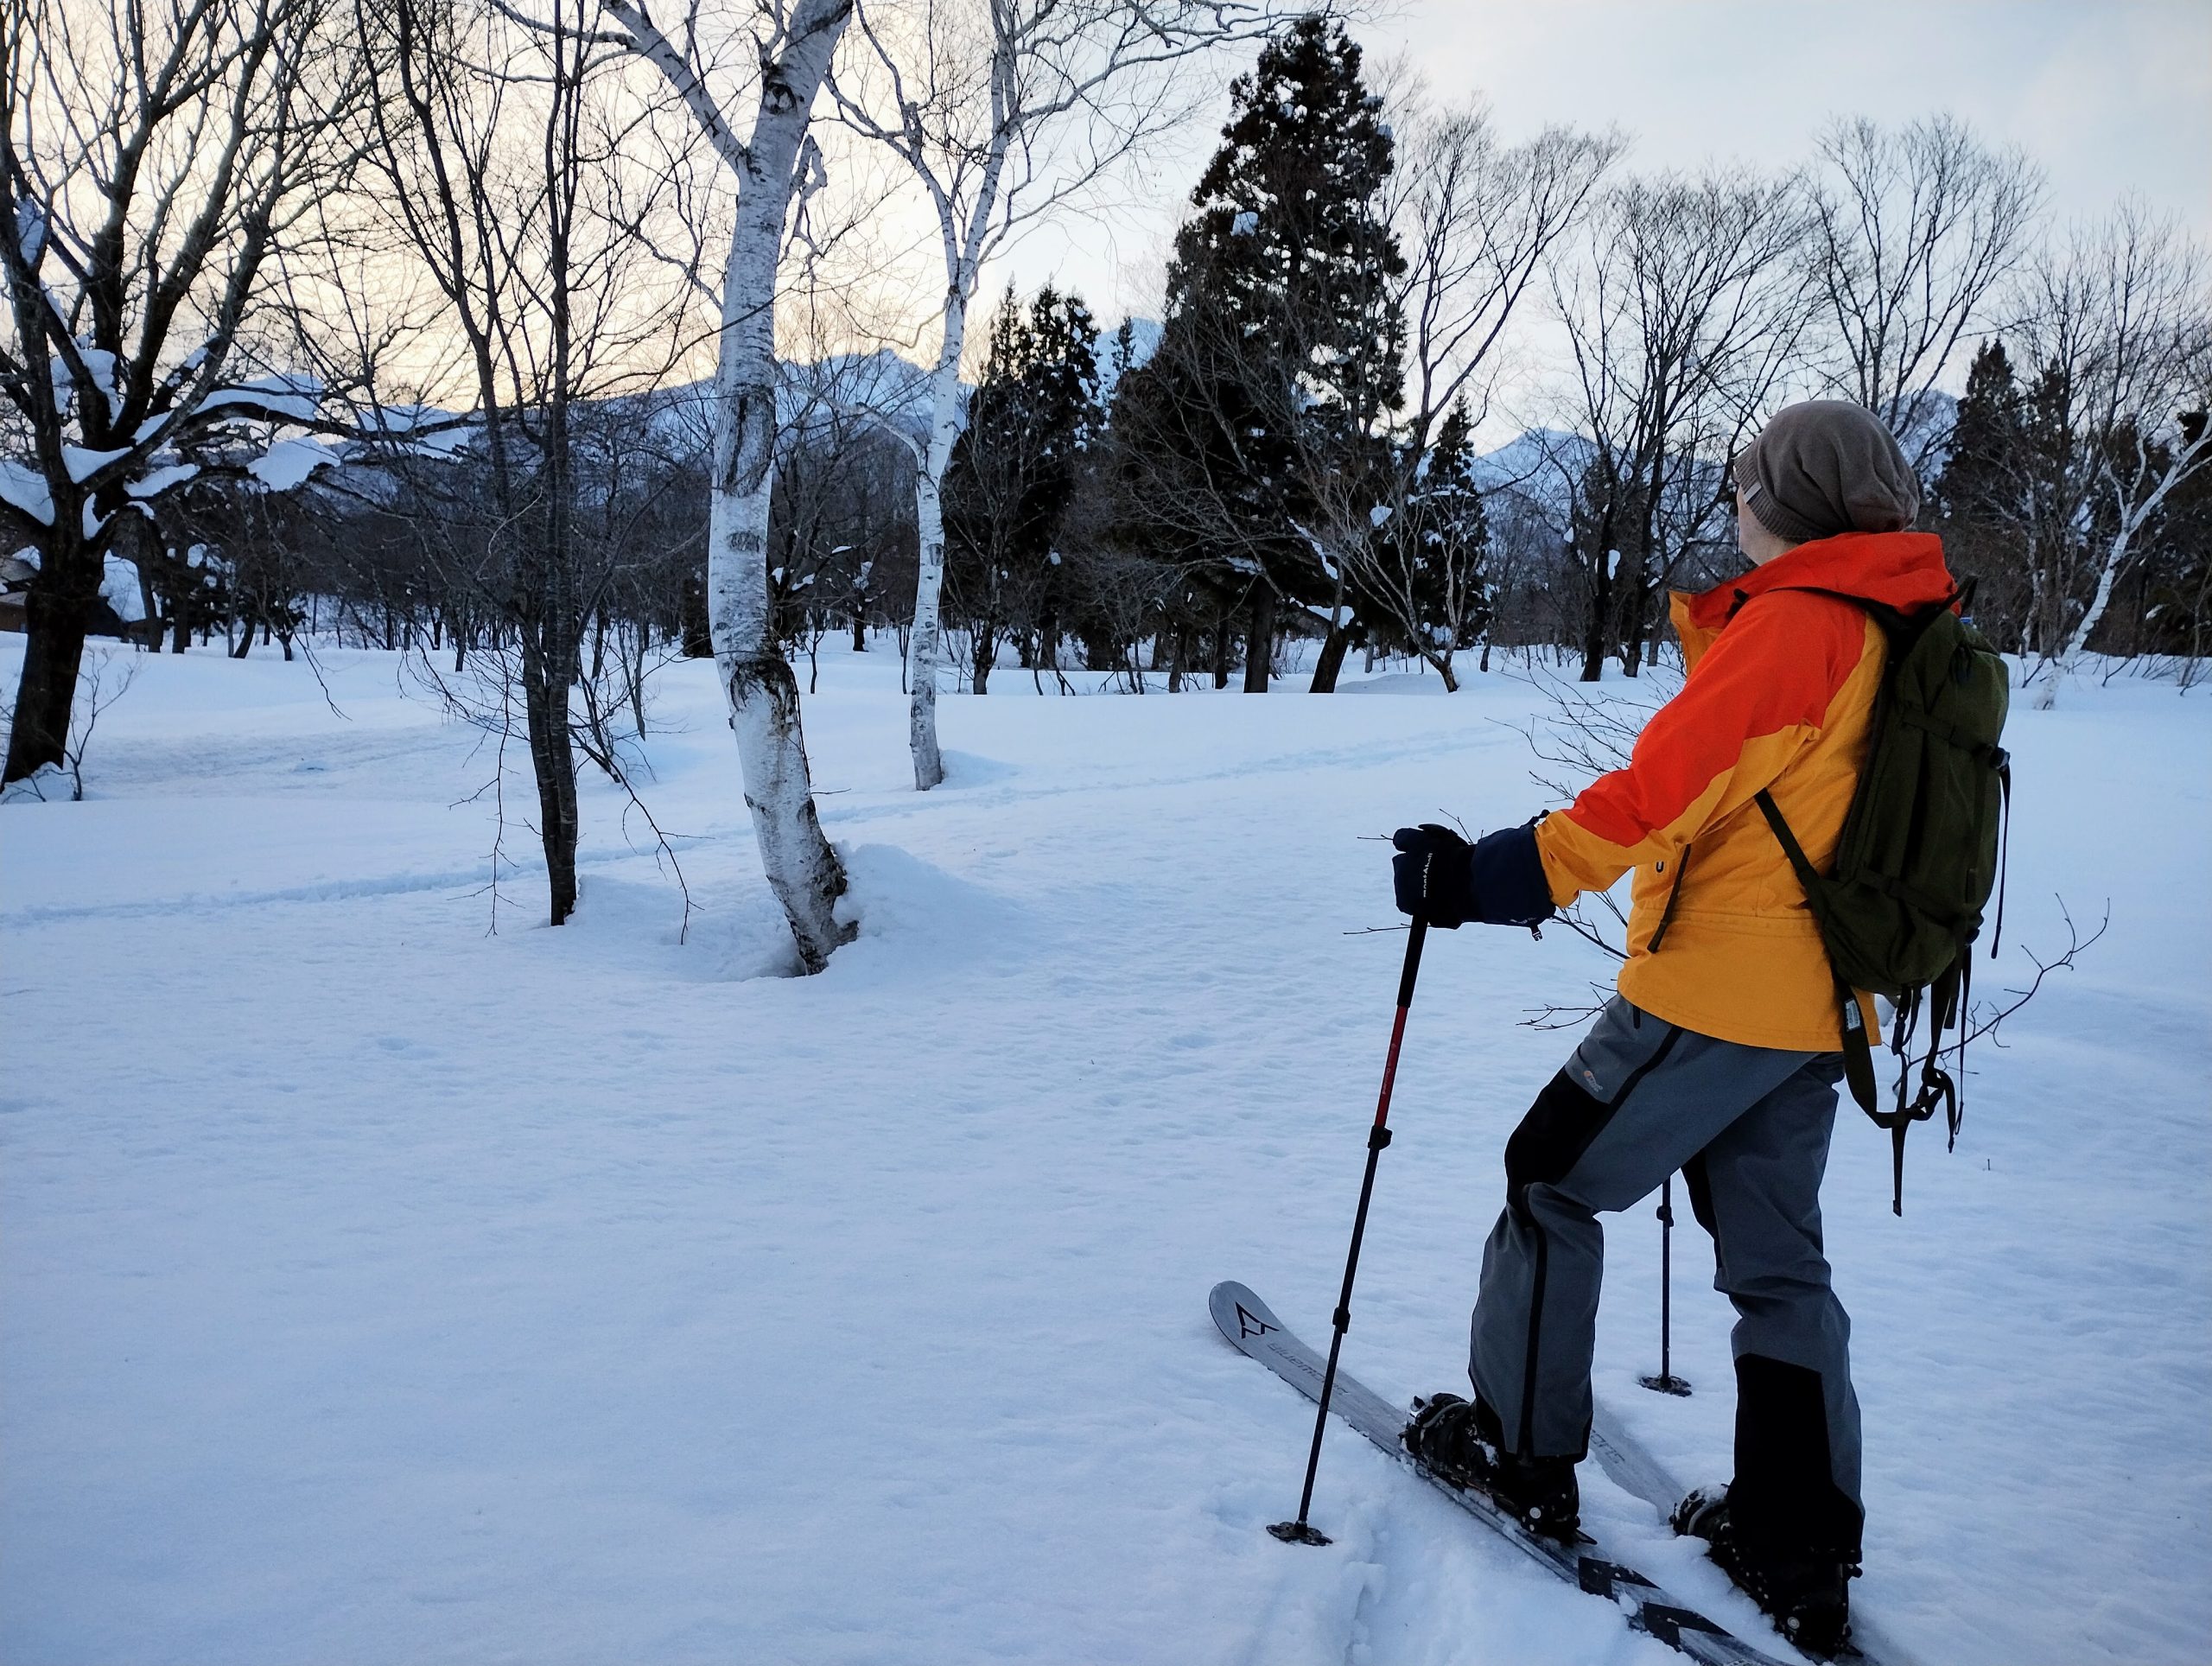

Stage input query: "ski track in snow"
[{"left": 1, "top": 639, "right": 2207, "bottom": 1665}]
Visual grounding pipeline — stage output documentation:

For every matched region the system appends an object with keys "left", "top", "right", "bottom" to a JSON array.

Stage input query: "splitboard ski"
[{"left": 1211, "top": 1281, "right": 1801, "bottom": 1666}]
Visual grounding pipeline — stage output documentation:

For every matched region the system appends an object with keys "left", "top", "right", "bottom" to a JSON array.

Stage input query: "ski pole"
[
  {"left": 1639, "top": 1173, "right": 1691, "bottom": 1397},
  {"left": 1270, "top": 919, "right": 1428, "bottom": 1548}
]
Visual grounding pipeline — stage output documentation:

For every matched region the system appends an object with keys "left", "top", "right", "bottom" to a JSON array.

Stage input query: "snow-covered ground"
[{"left": 3, "top": 636, "right": 2207, "bottom": 1666}]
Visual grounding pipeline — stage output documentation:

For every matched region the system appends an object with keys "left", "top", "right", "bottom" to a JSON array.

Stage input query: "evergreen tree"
[
  {"left": 1389, "top": 401, "right": 1491, "bottom": 671},
  {"left": 1106, "top": 14, "right": 1404, "bottom": 690},
  {"left": 944, "top": 284, "right": 1101, "bottom": 690},
  {"left": 2137, "top": 410, "right": 2211, "bottom": 659},
  {"left": 1931, "top": 340, "right": 2031, "bottom": 644}
]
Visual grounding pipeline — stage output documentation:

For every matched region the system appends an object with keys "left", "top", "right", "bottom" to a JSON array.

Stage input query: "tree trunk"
[
  {"left": 971, "top": 619, "right": 994, "bottom": 694},
  {"left": 1309, "top": 568, "right": 1350, "bottom": 692},
  {"left": 1243, "top": 586, "right": 1274, "bottom": 693},
  {"left": 2, "top": 547, "right": 96, "bottom": 783},
  {"left": 906, "top": 290, "right": 968, "bottom": 789},
  {"left": 1309, "top": 621, "right": 1351, "bottom": 693},
  {"left": 851, "top": 613, "right": 867, "bottom": 652},
  {"left": 679, "top": 574, "right": 714, "bottom": 657},
  {"left": 1211, "top": 616, "right": 1232, "bottom": 688},
  {"left": 693, "top": 0, "right": 855, "bottom": 970},
  {"left": 627, "top": 625, "right": 648, "bottom": 737},
  {"left": 522, "top": 645, "right": 580, "bottom": 925},
  {"left": 1580, "top": 569, "right": 1609, "bottom": 682},
  {"left": 907, "top": 458, "right": 950, "bottom": 785}
]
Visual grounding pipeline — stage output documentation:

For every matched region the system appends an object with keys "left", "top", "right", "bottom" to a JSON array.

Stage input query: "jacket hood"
[{"left": 1678, "top": 531, "right": 1957, "bottom": 635}]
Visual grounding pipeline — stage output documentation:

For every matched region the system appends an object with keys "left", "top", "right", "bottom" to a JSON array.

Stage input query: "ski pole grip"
[{"left": 1395, "top": 919, "right": 1427, "bottom": 1011}]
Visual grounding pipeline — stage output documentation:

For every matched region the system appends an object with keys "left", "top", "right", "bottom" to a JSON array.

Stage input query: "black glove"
[
  {"left": 1392, "top": 819, "right": 1558, "bottom": 932},
  {"left": 1393, "top": 823, "right": 1475, "bottom": 928}
]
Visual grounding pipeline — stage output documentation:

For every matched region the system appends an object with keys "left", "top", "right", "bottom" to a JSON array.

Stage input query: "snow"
[
  {"left": 0, "top": 457, "right": 54, "bottom": 525},
  {"left": 79, "top": 347, "right": 124, "bottom": 422},
  {"left": 1, "top": 639, "right": 2207, "bottom": 1665},
  {"left": 63, "top": 442, "right": 129, "bottom": 480},
  {"left": 126, "top": 461, "right": 201, "bottom": 499},
  {"left": 246, "top": 436, "right": 340, "bottom": 491},
  {"left": 14, "top": 198, "right": 46, "bottom": 267},
  {"left": 99, "top": 553, "right": 144, "bottom": 622}
]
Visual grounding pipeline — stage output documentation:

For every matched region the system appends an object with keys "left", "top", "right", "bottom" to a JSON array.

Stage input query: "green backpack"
[{"left": 1753, "top": 586, "right": 2012, "bottom": 1214}]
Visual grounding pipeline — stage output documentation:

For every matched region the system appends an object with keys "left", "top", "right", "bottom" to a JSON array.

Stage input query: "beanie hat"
[{"left": 1732, "top": 399, "right": 1921, "bottom": 544}]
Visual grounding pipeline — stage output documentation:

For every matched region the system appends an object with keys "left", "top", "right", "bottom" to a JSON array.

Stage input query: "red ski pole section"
[{"left": 1372, "top": 1005, "right": 1411, "bottom": 1128}]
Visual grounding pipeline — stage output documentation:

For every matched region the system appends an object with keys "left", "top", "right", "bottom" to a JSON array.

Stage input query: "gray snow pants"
[{"left": 1468, "top": 995, "right": 1865, "bottom": 1556}]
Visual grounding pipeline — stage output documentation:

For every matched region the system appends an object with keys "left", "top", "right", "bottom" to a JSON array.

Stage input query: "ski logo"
[{"left": 1234, "top": 1302, "right": 1277, "bottom": 1341}]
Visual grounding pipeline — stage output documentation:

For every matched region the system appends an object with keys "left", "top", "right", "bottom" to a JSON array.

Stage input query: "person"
[{"left": 1389, "top": 399, "right": 1957, "bottom": 1659}]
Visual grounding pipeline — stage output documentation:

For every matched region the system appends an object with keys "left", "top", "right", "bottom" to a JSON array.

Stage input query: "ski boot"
[
  {"left": 1674, "top": 1487, "right": 1859, "bottom": 1660},
  {"left": 1403, "top": 1393, "right": 1580, "bottom": 1542}
]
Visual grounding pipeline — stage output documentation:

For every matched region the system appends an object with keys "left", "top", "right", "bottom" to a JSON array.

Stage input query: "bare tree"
[
  {"left": 0, "top": 0, "right": 360, "bottom": 783},
  {"left": 594, "top": 0, "right": 856, "bottom": 970},
  {"left": 1806, "top": 115, "right": 2044, "bottom": 470},
  {"left": 345, "top": 0, "right": 696, "bottom": 925},
  {"left": 2016, "top": 202, "right": 2212, "bottom": 705},
  {"left": 1541, "top": 167, "right": 1814, "bottom": 680},
  {"left": 1387, "top": 90, "right": 1618, "bottom": 456},
  {"left": 1317, "top": 89, "right": 1617, "bottom": 691},
  {"left": 832, "top": 0, "right": 1288, "bottom": 786}
]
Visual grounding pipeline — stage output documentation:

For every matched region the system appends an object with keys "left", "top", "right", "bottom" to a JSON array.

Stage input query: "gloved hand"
[
  {"left": 1393, "top": 823, "right": 1476, "bottom": 928},
  {"left": 1392, "top": 819, "right": 1558, "bottom": 931}
]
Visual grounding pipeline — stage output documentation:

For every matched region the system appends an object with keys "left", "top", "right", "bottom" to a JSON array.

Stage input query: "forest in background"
[{"left": 4, "top": 0, "right": 2207, "bottom": 947}]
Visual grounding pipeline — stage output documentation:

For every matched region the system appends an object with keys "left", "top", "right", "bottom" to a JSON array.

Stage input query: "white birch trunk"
[
  {"left": 2042, "top": 436, "right": 2210, "bottom": 709},
  {"left": 906, "top": 294, "right": 969, "bottom": 790},
  {"left": 621, "top": 0, "right": 854, "bottom": 969}
]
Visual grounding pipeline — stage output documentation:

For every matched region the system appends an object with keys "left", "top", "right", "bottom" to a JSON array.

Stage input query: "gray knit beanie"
[{"left": 1732, "top": 400, "right": 1920, "bottom": 544}]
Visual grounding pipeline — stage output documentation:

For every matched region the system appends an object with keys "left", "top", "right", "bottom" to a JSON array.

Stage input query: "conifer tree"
[
  {"left": 1107, "top": 14, "right": 1404, "bottom": 690},
  {"left": 1932, "top": 340, "right": 2031, "bottom": 641},
  {"left": 1376, "top": 400, "right": 1491, "bottom": 686},
  {"left": 944, "top": 285, "right": 1101, "bottom": 690}
]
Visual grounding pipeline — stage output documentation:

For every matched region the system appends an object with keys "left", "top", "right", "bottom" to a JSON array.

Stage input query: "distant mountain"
[
  {"left": 1096, "top": 317, "right": 1162, "bottom": 399},
  {"left": 1471, "top": 429, "right": 1590, "bottom": 492}
]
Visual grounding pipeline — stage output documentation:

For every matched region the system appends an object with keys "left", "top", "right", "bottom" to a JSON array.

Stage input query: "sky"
[{"left": 997, "top": 0, "right": 2212, "bottom": 331}]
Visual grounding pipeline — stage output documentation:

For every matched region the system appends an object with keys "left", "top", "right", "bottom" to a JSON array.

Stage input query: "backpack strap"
[
  {"left": 1863, "top": 957, "right": 1966, "bottom": 1216},
  {"left": 1758, "top": 785, "right": 1937, "bottom": 1211},
  {"left": 1752, "top": 790, "right": 1825, "bottom": 908},
  {"left": 1836, "top": 977, "right": 1881, "bottom": 1119},
  {"left": 1989, "top": 754, "right": 2012, "bottom": 957}
]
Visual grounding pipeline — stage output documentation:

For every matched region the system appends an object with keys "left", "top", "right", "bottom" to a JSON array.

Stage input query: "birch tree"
[
  {"left": 2019, "top": 202, "right": 2212, "bottom": 706},
  {"left": 0, "top": 0, "right": 359, "bottom": 784},
  {"left": 594, "top": 0, "right": 855, "bottom": 970},
  {"left": 832, "top": 0, "right": 1284, "bottom": 787}
]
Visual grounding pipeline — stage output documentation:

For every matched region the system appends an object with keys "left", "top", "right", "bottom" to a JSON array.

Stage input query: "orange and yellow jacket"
[{"left": 1533, "top": 531, "right": 1959, "bottom": 1052}]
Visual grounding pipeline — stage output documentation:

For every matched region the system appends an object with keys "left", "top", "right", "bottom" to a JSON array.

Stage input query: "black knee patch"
[
  {"left": 1503, "top": 1070, "right": 1609, "bottom": 1219},
  {"left": 1730, "top": 1354, "right": 1865, "bottom": 1560}
]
